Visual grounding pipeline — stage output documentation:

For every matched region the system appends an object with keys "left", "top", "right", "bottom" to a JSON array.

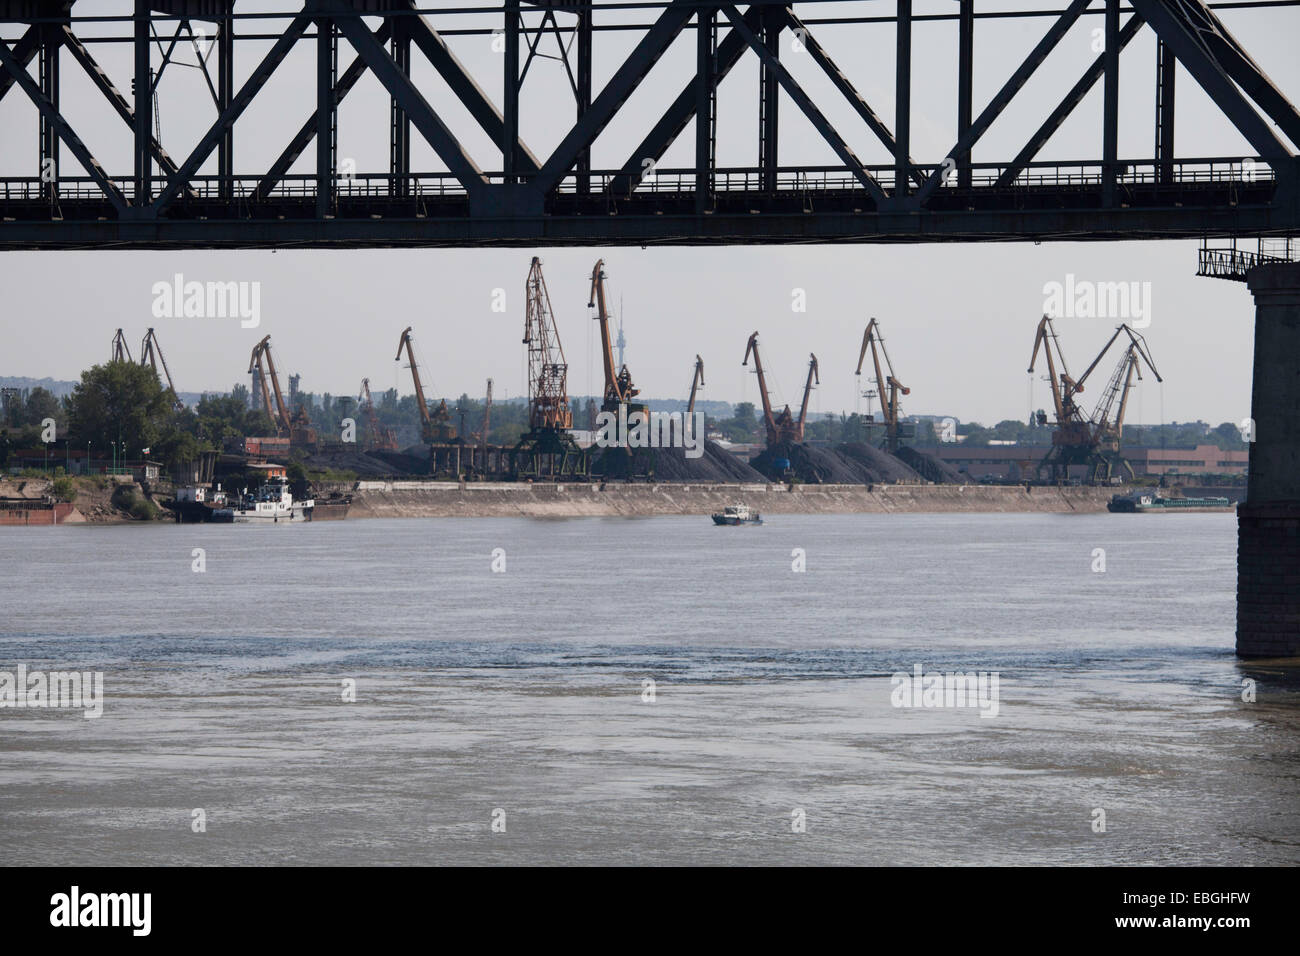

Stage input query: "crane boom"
[
  {"left": 247, "top": 336, "right": 280, "bottom": 435},
  {"left": 1028, "top": 315, "right": 1078, "bottom": 425},
  {"left": 111, "top": 329, "right": 133, "bottom": 363},
  {"left": 797, "top": 354, "right": 820, "bottom": 427},
  {"left": 396, "top": 326, "right": 434, "bottom": 441},
  {"left": 589, "top": 260, "right": 638, "bottom": 411},
  {"left": 1112, "top": 350, "right": 1141, "bottom": 433},
  {"left": 260, "top": 337, "right": 291, "bottom": 435},
  {"left": 742, "top": 332, "right": 779, "bottom": 440},
  {"left": 686, "top": 355, "right": 705, "bottom": 418},
  {"left": 140, "top": 327, "right": 183, "bottom": 410},
  {"left": 856, "top": 319, "right": 911, "bottom": 451}
]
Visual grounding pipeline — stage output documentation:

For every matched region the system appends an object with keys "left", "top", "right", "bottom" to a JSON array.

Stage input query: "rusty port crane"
[
  {"left": 589, "top": 259, "right": 645, "bottom": 420},
  {"left": 248, "top": 335, "right": 287, "bottom": 436},
  {"left": 855, "top": 319, "right": 912, "bottom": 453},
  {"left": 395, "top": 326, "right": 455, "bottom": 443},
  {"left": 1028, "top": 316, "right": 1162, "bottom": 483},
  {"left": 248, "top": 335, "right": 317, "bottom": 448},
  {"left": 140, "top": 328, "right": 184, "bottom": 412},
  {"left": 743, "top": 332, "right": 819, "bottom": 446},
  {"left": 512, "top": 258, "right": 585, "bottom": 478},
  {"left": 357, "top": 378, "right": 397, "bottom": 453},
  {"left": 589, "top": 259, "right": 653, "bottom": 476}
]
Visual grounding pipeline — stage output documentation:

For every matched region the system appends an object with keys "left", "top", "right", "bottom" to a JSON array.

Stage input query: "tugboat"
[
  {"left": 216, "top": 477, "right": 315, "bottom": 523},
  {"left": 712, "top": 504, "right": 762, "bottom": 525}
]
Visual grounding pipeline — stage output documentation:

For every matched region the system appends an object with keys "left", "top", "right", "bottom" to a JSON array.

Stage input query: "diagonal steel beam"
[
  {"left": 1130, "top": 0, "right": 1292, "bottom": 165},
  {"left": 916, "top": 0, "right": 1091, "bottom": 205},
  {"left": 0, "top": 24, "right": 40, "bottom": 106},
  {"left": 250, "top": 20, "right": 391, "bottom": 202},
  {"left": 402, "top": 0, "right": 540, "bottom": 174},
  {"left": 995, "top": 12, "right": 1145, "bottom": 188},
  {"left": 533, "top": 0, "right": 695, "bottom": 197},
  {"left": 781, "top": 4, "right": 924, "bottom": 188},
  {"left": 327, "top": 4, "right": 487, "bottom": 197},
  {"left": 58, "top": 25, "right": 197, "bottom": 199},
  {"left": 609, "top": 4, "right": 761, "bottom": 197},
  {"left": 152, "top": 13, "right": 311, "bottom": 214},
  {"left": 0, "top": 36, "right": 128, "bottom": 214},
  {"left": 720, "top": 3, "right": 885, "bottom": 204},
  {"left": 1148, "top": 0, "right": 1300, "bottom": 149}
]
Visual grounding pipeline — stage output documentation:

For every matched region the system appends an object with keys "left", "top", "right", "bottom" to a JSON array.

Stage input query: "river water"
[{"left": 1, "top": 512, "right": 1296, "bottom": 865}]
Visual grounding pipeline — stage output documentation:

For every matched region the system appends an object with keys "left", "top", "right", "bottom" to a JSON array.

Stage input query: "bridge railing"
[{"left": 0, "top": 157, "right": 1274, "bottom": 206}]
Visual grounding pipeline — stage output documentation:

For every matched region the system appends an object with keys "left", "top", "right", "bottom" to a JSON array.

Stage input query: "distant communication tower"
[
  {"left": 522, "top": 257, "right": 572, "bottom": 430},
  {"left": 616, "top": 308, "right": 627, "bottom": 373}
]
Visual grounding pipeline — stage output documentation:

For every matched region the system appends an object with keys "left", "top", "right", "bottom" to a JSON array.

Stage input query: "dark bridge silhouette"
[{"left": 0, "top": 0, "right": 1297, "bottom": 248}]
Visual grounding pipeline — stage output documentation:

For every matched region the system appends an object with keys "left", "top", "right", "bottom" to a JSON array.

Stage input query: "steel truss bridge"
[{"left": 0, "top": 0, "right": 1298, "bottom": 249}]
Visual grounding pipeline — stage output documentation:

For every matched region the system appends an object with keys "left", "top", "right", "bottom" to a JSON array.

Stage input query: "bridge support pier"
[{"left": 1238, "top": 263, "right": 1300, "bottom": 658}]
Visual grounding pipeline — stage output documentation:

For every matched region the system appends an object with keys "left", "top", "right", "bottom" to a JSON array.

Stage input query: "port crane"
[
  {"left": 1087, "top": 342, "right": 1160, "bottom": 482},
  {"left": 523, "top": 258, "right": 572, "bottom": 430},
  {"left": 248, "top": 335, "right": 317, "bottom": 446},
  {"left": 855, "top": 319, "right": 912, "bottom": 453},
  {"left": 111, "top": 329, "right": 133, "bottom": 363},
  {"left": 686, "top": 355, "right": 705, "bottom": 419},
  {"left": 1027, "top": 316, "right": 1161, "bottom": 482},
  {"left": 248, "top": 335, "right": 287, "bottom": 435},
  {"left": 395, "top": 326, "right": 455, "bottom": 442},
  {"left": 743, "top": 332, "right": 819, "bottom": 446},
  {"left": 512, "top": 259, "right": 585, "bottom": 477},
  {"left": 589, "top": 259, "right": 643, "bottom": 416},
  {"left": 140, "top": 328, "right": 184, "bottom": 411},
  {"left": 358, "top": 378, "right": 397, "bottom": 452}
]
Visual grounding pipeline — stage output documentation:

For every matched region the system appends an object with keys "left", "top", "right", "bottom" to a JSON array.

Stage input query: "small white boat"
[
  {"left": 712, "top": 504, "right": 762, "bottom": 526},
  {"left": 219, "top": 477, "right": 316, "bottom": 523}
]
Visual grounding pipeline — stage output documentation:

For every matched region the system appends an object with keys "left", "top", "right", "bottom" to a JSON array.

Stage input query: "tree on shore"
[{"left": 66, "top": 361, "right": 176, "bottom": 462}]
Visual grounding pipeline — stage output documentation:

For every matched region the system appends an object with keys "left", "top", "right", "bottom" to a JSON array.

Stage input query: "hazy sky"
[{"left": 2, "top": 1, "right": 1295, "bottom": 426}]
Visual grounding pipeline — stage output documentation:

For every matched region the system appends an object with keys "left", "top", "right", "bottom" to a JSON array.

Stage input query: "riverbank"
[
  {"left": 1, "top": 476, "right": 1120, "bottom": 523},
  {"left": 0, "top": 476, "right": 158, "bottom": 524},
  {"left": 339, "top": 480, "right": 1116, "bottom": 519}
]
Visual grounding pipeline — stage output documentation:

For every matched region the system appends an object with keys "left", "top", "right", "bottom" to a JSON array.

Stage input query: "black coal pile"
[
  {"left": 398, "top": 443, "right": 431, "bottom": 460},
  {"left": 891, "top": 446, "right": 963, "bottom": 483},
  {"left": 301, "top": 447, "right": 413, "bottom": 477},
  {"left": 831, "top": 442, "right": 924, "bottom": 483},
  {"left": 590, "top": 440, "right": 767, "bottom": 482},
  {"left": 369, "top": 448, "right": 434, "bottom": 474},
  {"left": 749, "top": 441, "right": 887, "bottom": 484}
]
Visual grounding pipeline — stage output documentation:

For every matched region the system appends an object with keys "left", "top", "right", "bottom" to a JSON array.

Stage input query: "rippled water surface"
[{"left": 2, "top": 512, "right": 1296, "bottom": 865}]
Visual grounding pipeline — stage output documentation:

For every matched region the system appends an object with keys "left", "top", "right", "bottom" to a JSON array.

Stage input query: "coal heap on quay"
[
  {"left": 591, "top": 440, "right": 768, "bottom": 482},
  {"left": 747, "top": 441, "right": 914, "bottom": 484},
  {"left": 300, "top": 447, "right": 420, "bottom": 477},
  {"left": 832, "top": 442, "right": 927, "bottom": 483},
  {"left": 889, "top": 446, "right": 964, "bottom": 483}
]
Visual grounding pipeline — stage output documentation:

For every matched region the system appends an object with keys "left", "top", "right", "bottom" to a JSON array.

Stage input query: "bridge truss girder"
[{"left": 0, "top": 0, "right": 1297, "bottom": 249}]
